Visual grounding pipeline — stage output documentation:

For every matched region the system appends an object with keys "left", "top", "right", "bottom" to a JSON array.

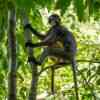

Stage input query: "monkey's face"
[
  {"left": 48, "top": 14, "right": 60, "bottom": 26},
  {"left": 49, "top": 19, "right": 57, "bottom": 26}
]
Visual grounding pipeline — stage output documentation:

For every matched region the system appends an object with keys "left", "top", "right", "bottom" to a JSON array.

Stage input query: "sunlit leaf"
[
  {"left": 55, "top": 0, "right": 72, "bottom": 15},
  {"left": 73, "top": 0, "right": 85, "bottom": 21}
]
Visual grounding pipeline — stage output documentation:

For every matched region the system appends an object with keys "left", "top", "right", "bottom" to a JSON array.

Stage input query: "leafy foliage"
[
  {"left": 55, "top": 0, "right": 72, "bottom": 15},
  {"left": 73, "top": 0, "right": 85, "bottom": 21},
  {"left": 0, "top": 0, "right": 100, "bottom": 99}
]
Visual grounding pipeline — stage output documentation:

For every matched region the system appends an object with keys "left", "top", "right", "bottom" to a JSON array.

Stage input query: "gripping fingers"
[
  {"left": 25, "top": 42, "right": 34, "bottom": 47},
  {"left": 28, "top": 57, "right": 41, "bottom": 65}
]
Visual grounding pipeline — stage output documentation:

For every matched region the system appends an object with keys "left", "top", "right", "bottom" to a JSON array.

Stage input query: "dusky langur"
[{"left": 24, "top": 14, "right": 79, "bottom": 100}]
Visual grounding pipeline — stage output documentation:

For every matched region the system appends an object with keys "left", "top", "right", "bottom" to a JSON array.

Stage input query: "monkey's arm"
[
  {"left": 24, "top": 24, "right": 46, "bottom": 39},
  {"left": 43, "top": 31, "right": 57, "bottom": 43},
  {"left": 25, "top": 41, "right": 49, "bottom": 48},
  {"left": 25, "top": 31, "right": 57, "bottom": 48}
]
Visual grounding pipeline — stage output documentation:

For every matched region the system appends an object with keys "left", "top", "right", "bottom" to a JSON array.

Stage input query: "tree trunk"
[
  {"left": 8, "top": 5, "right": 17, "bottom": 100},
  {"left": 22, "top": 12, "right": 38, "bottom": 100}
]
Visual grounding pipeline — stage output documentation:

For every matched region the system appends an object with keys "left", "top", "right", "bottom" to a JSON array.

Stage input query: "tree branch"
[{"left": 38, "top": 59, "right": 100, "bottom": 75}]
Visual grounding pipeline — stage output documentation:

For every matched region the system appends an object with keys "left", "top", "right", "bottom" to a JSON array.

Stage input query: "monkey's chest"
[{"left": 48, "top": 41, "right": 65, "bottom": 63}]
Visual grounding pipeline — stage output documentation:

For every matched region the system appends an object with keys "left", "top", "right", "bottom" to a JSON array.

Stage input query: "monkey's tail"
[{"left": 71, "top": 60, "right": 79, "bottom": 100}]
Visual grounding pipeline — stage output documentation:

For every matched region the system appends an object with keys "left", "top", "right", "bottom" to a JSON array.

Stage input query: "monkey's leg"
[
  {"left": 39, "top": 48, "right": 56, "bottom": 94},
  {"left": 39, "top": 48, "right": 49, "bottom": 64},
  {"left": 28, "top": 56, "right": 40, "bottom": 65},
  {"left": 39, "top": 47, "right": 66, "bottom": 64},
  {"left": 71, "top": 59, "right": 79, "bottom": 100},
  {"left": 39, "top": 47, "right": 66, "bottom": 94}
]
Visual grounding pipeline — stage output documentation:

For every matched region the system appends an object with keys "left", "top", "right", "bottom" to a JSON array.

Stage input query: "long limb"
[
  {"left": 51, "top": 65, "right": 55, "bottom": 94},
  {"left": 25, "top": 41, "right": 49, "bottom": 48},
  {"left": 25, "top": 32, "right": 58, "bottom": 65},
  {"left": 39, "top": 47, "right": 66, "bottom": 64},
  {"left": 26, "top": 44, "right": 52, "bottom": 65},
  {"left": 24, "top": 24, "right": 46, "bottom": 39},
  {"left": 71, "top": 59, "right": 79, "bottom": 100},
  {"left": 29, "top": 47, "right": 66, "bottom": 65},
  {"left": 39, "top": 47, "right": 66, "bottom": 94},
  {"left": 25, "top": 31, "right": 57, "bottom": 48},
  {"left": 28, "top": 48, "right": 66, "bottom": 65},
  {"left": 27, "top": 56, "right": 40, "bottom": 65}
]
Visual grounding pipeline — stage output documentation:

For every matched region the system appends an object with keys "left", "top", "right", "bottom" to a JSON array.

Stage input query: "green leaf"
[
  {"left": 73, "top": 0, "right": 85, "bottom": 21},
  {"left": 85, "top": 0, "right": 95, "bottom": 17},
  {"left": 55, "top": 0, "right": 72, "bottom": 15},
  {"left": 16, "top": 0, "right": 33, "bottom": 9}
]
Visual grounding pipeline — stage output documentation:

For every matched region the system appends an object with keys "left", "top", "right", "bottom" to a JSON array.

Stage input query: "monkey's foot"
[
  {"left": 25, "top": 42, "right": 34, "bottom": 47},
  {"left": 28, "top": 57, "right": 41, "bottom": 65},
  {"left": 59, "top": 58, "right": 66, "bottom": 63}
]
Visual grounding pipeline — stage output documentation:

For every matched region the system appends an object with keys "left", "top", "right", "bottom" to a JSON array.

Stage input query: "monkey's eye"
[{"left": 49, "top": 17, "right": 54, "bottom": 23}]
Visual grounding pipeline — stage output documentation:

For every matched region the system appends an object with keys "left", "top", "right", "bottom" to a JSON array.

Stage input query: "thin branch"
[
  {"left": 77, "top": 70, "right": 96, "bottom": 100},
  {"left": 38, "top": 60, "right": 97, "bottom": 100},
  {"left": 38, "top": 62, "right": 68, "bottom": 75},
  {"left": 77, "top": 59, "right": 100, "bottom": 63},
  {"left": 38, "top": 59, "right": 100, "bottom": 75}
]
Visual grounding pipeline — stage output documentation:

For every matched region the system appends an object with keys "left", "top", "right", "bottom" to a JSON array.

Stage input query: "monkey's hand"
[
  {"left": 28, "top": 56, "right": 41, "bottom": 65},
  {"left": 25, "top": 42, "right": 34, "bottom": 48},
  {"left": 24, "top": 24, "right": 32, "bottom": 30}
]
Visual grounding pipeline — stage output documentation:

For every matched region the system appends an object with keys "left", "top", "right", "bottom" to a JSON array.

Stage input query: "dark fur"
[{"left": 24, "top": 14, "right": 79, "bottom": 99}]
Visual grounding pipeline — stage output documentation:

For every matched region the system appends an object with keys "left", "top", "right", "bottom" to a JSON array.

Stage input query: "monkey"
[{"left": 24, "top": 14, "right": 79, "bottom": 100}]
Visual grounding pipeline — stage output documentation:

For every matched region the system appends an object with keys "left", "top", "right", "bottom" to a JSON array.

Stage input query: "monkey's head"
[{"left": 48, "top": 14, "right": 61, "bottom": 26}]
